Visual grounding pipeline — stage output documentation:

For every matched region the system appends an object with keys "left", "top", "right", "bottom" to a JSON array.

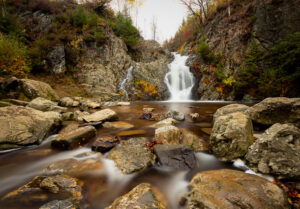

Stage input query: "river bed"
[{"left": 0, "top": 101, "right": 255, "bottom": 209}]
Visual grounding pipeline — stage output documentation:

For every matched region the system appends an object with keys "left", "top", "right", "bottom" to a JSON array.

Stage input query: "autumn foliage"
[{"left": 0, "top": 34, "right": 31, "bottom": 78}]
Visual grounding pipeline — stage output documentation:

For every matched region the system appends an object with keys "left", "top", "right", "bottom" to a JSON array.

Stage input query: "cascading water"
[
  {"left": 120, "top": 66, "right": 133, "bottom": 98},
  {"left": 164, "top": 53, "right": 195, "bottom": 101}
]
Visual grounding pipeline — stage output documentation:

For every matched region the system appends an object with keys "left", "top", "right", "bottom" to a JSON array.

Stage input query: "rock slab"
[
  {"left": 82, "top": 109, "right": 118, "bottom": 122},
  {"left": 51, "top": 126, "right": 96, "bottom": 150},
  {"left": 154, "top": 144, "right": 197, "bottom": 169},
  {"left": 107, "top": 138, "right": 156, "bottom": 174},
  {"left": 185, "top": 169, "right": 290, "bottom": 209},
  {"left": 247, "top": 97, "right": 300, "bottom": 127},
  {"left": 106, "top": 183, "right": 166, "bottom": 209}
]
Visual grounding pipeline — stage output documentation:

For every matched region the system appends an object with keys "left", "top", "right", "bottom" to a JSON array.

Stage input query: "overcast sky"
[{"left": 110, "top": 0, "right": 188, "bottom": 43}]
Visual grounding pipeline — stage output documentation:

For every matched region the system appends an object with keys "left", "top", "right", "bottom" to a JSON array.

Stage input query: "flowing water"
[
  {"left": 164, "top": 53, "right": 195, "bottom": 101},
  {"left": 0, "top": 101, "right": 257, "bottom": 209},
  {"left": 120, "top": 66, "right": 134, "bottom": 98}
]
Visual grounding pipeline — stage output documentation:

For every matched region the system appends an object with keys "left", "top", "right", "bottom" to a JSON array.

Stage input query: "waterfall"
[
  {"left": 164, "top": 53, "right": 195, "bottom": 101},
  {"left": 120, "top": 66, "right": 133, "bottom": 98}
]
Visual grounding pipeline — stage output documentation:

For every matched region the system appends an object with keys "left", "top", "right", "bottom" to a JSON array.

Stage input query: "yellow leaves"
[
  {"left": 70, "top": 37, "right": 83, "bottom": 49},
  {"left": 119, "top": 90, "right": 125, "bottom": 96},
  {"left": 135, "top": 80, "right": 158, "bottom": 98},
  {"left": 177, "top": 42, "right": 186, "bottom": 53},
  {"left": 222, "top": 76, "right": 236, "bottom": 87}
]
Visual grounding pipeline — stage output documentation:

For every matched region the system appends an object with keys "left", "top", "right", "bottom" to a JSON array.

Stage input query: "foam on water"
[{"left": 233, "top": 159, "right": 274, "bottom": 182}]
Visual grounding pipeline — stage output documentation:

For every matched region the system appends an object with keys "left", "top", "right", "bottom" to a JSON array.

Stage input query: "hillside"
[
  {"left": 166, "top": 0, "right": 300, "bottom": 100},
  {"left": 0, "top": 0, "right": 171, "bottom": 101}
]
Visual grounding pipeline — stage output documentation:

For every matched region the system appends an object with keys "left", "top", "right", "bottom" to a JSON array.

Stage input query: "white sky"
[{"left": 110, "top": 0, "right": 188, "bottom": 43}]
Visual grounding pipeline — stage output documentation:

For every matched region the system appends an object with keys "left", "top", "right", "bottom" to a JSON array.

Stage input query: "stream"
[{"left": 0, "top": 101, "right": 256, "bottom": 209}]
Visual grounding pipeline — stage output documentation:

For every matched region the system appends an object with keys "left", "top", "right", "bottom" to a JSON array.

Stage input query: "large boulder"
[
  {"left": 82, "top": 109, "right": 118, "bottom": 123},
  {"left": 107, "top": 138, "right": 156, "bottom": 174},
  {"left": 27, "top": 97, "right": 67, "bottom": 113},
  {"left": 106, "top": 183, "right": 166, "bottom": 209},
  {"left": 0, "top": 106, "right": 61, "bottom": 150},
  {"left": 155, "top": 125, "right": 183, "bottom": 144},
  {"left": 213, "top": 104, "right": 249, "bottom": 121},
  {"left": 20, "top": 79, "right": 59, "bottom": 101},
  {"left": 246, "top": 123, "right": 300, "bottom": 179},
  {"left": 51, "top": 126, "right": 96, "bottom": 150},
  {"left": 154, "top": 144, "right": 197, "bottom": 169},
  {"left": 185, "top": 169, "right": 290, "bottom": 209},
  {"left": 1, "top": 77, "right": 59, "bottom": 101},
  {"left": 247, "top": 97, "right": 300, "bottom": 127},
  {"left": 210, "top": 112, "right": 254, "bottom": 161}
]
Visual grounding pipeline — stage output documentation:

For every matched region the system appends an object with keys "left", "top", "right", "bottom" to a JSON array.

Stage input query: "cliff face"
[
  {"left": 183, "top": 0, "right": 300, "bottom": 100},
  {"left": 75, "top": 33, "right": 171, "bottom": 101}
]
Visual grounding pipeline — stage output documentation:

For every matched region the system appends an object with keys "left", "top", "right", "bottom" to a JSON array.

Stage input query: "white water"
[
  {"left": 120, "top": 66, "right": 133, "bottom": 98},
  {"left": 165, "top": 53, "right": 195, "bottom": 101},
  {"left": 233, "top": 159, "right": 274, "bottom": 182}
]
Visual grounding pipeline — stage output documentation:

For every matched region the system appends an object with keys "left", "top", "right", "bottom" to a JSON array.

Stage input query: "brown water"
[{"left": 0, "top": 101, "right": 254, "bottom": 209}]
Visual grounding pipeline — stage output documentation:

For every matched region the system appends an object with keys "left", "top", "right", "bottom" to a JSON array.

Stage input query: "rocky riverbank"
[{"left": 0, "top": 82, "right": 299, "bottom": 208}]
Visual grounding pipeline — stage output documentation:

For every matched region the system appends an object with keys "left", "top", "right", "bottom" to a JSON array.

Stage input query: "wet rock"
[
  {"left": 48, "top": 45, "right": 65, "bottom": 74},
  {"left": 185, "top": 169, "right": 290, "bottom": 209},
  {"left": 27, "top": 97, "right": 67, "bottom": 113},
  {"left": 51, "top": 126, "right": 96, "bottom": 150},
  {"left": 3, "top": 99, "right": 29, "bottom": 106},
  {"left": 92, "top": 139, "right": 119, "bottom": 153},
  {"left": 92, "top": 136, "right": 119, "bottom": 153},
  {"left": 150, "top": 118, "right": 179, "bottom": 128},
  {"left": 79, "top": 121, "right": 102, "bottom": 128},
  {"left": 62, "top": 112, "right": 75, "bottom": 121},
  {"left": 82, "top": 109, "right": 118, "bottom": 122},
  {"left": 0, "top": 101, "right": 12, "bottom": 107},
  {"left": 0, "top": 106, "right": 61, "bottom": 150},
  {"left": 20, "top": 79, "right": 59, "bottom": 101},
  {"left": 246, "top": 123, "right": 300, "bottom": 179},
  {"left": 81, "top": 99, "right": 101, "bottom": 109},
  {"left": 59, "top": 97, "right": 80, "bottom": 107},
  {"left": 39, "top": 198, "right": 79, "bottom": 209},
  {"left": 155, "top": 125, "right": 183, "bottom": 144},
  {"left": 213, "top": 104, "right": 249, "bottom": 122},
  {"left": 117, "top": 102, "right": 130, "bottom": 106},
  {"left": 103, "top": 121, "right": 134, "bottom": 129},
  {"left": 143, "top": 107, "right": 155, "bottom": 114},
  {"left": 154, "top": 144, "right": 197, "bottom": 169},
  {"left": 140, "top": 112, "right": 154, "bottom": 120},
  {"left": 74, "top": 110, "right": 90, "bottom": 122},
  {"left": 116, "top": 130, "right": 146, "bottom": 137},
  {"left": 106, "top": 183, "right": 166, "bottom": 209},
  {"left": 43, "top": 154, "right": 102, "bottom": 176},
  {"left": 2, "top": 175, "right": 82, "bottom": 204},
  {"left": 58, "top": 124, "right": 79, "bottom": 135},
  {"left": 189, "top": 113, "right": 199, "bottom": 122},
  {"left": 182, "top": 129, "right": 209, "bottom": 151},
  {"left": 246, "top": 97, "right": 300, "bottom": 127},
  {"left": 167, "top": 110, "right": 185, "bottom": 121},
  {"left": 210, "top": 112, "right": 254, "bottom": 161},
  {"left": 107, "top": 138, "right": 156, "bottom": 174}
]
